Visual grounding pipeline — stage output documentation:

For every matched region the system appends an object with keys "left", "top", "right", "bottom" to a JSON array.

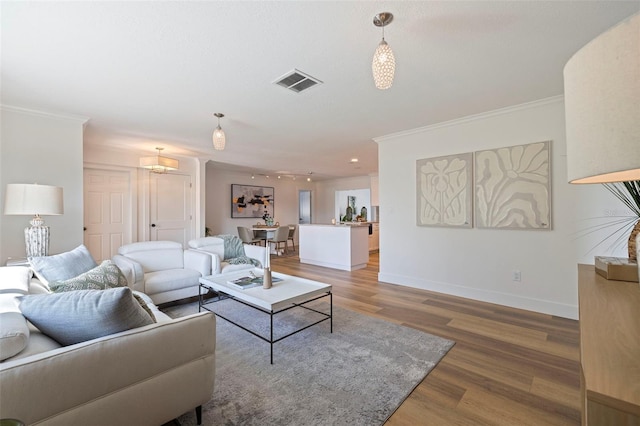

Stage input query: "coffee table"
[{"left": 199, "top": 269, "right": 332, "bottom": 364}]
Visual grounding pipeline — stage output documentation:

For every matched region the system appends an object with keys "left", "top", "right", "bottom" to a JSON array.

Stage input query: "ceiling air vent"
[{"left": 273, "top": 69, "right": 323, "bottom": 93}]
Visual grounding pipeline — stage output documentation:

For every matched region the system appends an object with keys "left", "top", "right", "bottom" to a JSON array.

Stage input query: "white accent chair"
[
  {"left": 112, "top": 241, "right": 211, "bottom": 305},
  {"left": 188, "top": 237, "right": 267, "bottom": 275}
]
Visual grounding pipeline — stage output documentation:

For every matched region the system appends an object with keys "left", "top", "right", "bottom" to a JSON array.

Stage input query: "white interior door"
[
  {"left": 149, "top": 173, "right": 192, "bottom": 247},
  {"left": 83, "top": 169, "right": 132, "bottom": 262}
]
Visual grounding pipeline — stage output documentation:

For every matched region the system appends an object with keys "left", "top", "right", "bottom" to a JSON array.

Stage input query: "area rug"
[{"left": 163, "top": 299, "right": 454, "bottom": 426}]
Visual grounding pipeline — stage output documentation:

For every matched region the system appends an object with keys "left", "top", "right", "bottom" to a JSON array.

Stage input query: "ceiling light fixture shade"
[
  {"left": 372, "top": 12, "right": 396, "bottom": 90},
  {"left": 213, "top": 113, "right": 226, "bottom": 150},
  {"left": 564, "top": 12, "right": 640, "bottom": 184},
  {"left": 140, "top": 147, "right": 179, "bottom": 174}
]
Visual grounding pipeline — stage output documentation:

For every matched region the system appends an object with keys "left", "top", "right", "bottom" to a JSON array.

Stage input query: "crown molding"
[
  {"left": 374, "top": 95, "right": 564, "bottom": 143},
  {"left": 1, "top": 104, "right": 89, "bottom": 124}
]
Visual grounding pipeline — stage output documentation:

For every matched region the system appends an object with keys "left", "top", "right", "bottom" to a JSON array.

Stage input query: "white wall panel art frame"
[
  {"left": 416, "top": 153, "right": 473, "bottom": 228},
  {"left": 474, "top": 141, "right": 551, "bottom": 230}
]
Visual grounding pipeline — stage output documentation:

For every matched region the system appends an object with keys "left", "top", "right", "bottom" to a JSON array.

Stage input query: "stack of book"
[{"left": 227, "top": 275, "right": 283, "bottom": 290}]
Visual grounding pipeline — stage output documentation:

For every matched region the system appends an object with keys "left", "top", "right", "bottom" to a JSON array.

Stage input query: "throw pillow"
[
  {"left": 29, "top": 245, "right": 97, "bottom": 284},
  {"left": 0, "top": 266, "right": 31, "bottom": 295},
  {"left": 132, "top": 292, "right": 156, "bottom": 323},
  {"left": 49, "top": 260, "right": 127, "bottom": 293},
  {"left": 19, "top": 287, "right": 155, "bottom": 346},
  {"left": 0, "top": 312, "right": 30, "bottom": 361},
  {"left": 227, "top": 256, "right": 262, "bottom": 268}
]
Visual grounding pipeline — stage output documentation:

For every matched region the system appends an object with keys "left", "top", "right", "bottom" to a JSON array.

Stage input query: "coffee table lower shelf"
[{"left": 199, "top": 283, "right": 332, "bottom": 364}]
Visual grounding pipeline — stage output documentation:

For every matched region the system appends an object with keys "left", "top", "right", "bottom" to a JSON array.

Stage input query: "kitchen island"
[{"left": 298, "top": 224, "right": 369, "bottom": 271}]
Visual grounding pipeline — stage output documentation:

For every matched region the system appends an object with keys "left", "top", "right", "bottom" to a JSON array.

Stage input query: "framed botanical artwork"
[
  {"left": 416, "top": 152, "right": 473, "bottom": 227},
  {"left": 474, "top": 141, "right": 551, "bottom": 229},
  {"left": 231, "top": 184, "right": 274, "bottom": 219}
]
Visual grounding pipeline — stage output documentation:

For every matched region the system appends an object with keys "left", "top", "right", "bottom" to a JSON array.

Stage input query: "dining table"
[{"left": 250, "top": 225, "right": 281, "bottom": 255}]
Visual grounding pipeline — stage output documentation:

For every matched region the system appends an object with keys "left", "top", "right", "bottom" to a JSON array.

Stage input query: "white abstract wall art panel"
[
  {"left": 474, "top": 141, "right": 551, "bottom": 229},
  {"left": 416, "top": 153, "right": 473, "bottom": 228}
]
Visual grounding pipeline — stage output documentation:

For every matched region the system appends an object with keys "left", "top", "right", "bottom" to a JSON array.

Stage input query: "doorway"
[
  {"left": 83, "top": 168, "right": 133, "bottom": 261},
  {"left": 299, "top": 190, "right": 311, "bottom": 224},
  {"left": 149, "top": 173, "right": 193, "bottom": 247}
]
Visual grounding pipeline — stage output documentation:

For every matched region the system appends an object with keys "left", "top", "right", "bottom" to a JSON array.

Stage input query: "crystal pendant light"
[
  {"left": 213, "top": 113, "right": 226, "bottom": 150},
  {"left": 372, "top": 12, "right": 395, "bottom": 90}
]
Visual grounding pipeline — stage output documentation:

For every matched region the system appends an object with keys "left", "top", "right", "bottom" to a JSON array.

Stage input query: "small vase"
[
  {"left": 628, "top": 219, "right": 640, "bottom": 262},
  {"left": 263, "top": 267, "right": 272, "bottom": 289}
]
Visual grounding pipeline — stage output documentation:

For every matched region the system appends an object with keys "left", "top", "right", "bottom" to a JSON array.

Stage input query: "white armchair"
[
  {"left": 188, "top": 237, "right": 267, "bottom": 275},
  {"left": 112, "top": 241, "right": 211, "bottom": 305}
]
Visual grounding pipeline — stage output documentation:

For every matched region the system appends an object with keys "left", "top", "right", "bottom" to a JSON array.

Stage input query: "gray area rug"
[{"left": 163, "top": 299, "right": 454, "bottom": 426}]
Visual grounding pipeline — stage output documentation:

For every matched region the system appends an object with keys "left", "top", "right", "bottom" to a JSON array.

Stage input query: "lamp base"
[{"left": 24, "top": 225, "right": 50, "bottom": 257}]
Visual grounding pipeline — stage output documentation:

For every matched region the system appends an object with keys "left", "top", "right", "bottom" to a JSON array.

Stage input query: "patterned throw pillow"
[
  {"left": 49, "top": 260, "right": 128, "bottom": 293},
  {"left": 227, "top": 256, "right": 262, "bottom": 268}
]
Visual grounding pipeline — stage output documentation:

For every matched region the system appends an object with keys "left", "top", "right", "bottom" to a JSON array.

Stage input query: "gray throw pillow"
[
  {"left": 29, "top": 245, "right": 98, "bottom": 284},
  {"left": 19, "top": 287, "right": 154, "bottom": 346},
  {"left": 49, "top": 260, "right": 127, "bottom": 292}
]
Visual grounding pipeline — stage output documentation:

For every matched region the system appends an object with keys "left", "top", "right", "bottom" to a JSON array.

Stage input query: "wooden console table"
[{"left": 578, "top": 264, "right": 640, "bottom": 425}]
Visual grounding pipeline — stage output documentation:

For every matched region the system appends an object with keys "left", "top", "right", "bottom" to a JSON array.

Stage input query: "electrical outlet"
[{"left": 512, "top": 270, "right": 522, "bottom": 282}]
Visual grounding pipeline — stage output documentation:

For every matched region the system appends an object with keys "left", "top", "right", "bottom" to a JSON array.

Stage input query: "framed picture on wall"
[
  {"left": 231, "top": 184, "right": 274, "bottom": 219},
  {"left": 416, "top": 152, "right": 473, "bottom": 228}
]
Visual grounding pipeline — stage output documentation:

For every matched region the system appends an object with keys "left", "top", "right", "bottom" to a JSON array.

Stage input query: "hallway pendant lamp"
[
  {"left": 213, "top": 113, "right": 226, "bottom": 151},
  {"left": 564, "top": 12, "right": 640, "bottom": 184},
  {"left": 372, "top": 12, "right": 396, "bottom": 90},
  {"left": 140, "top": 147, "right": 179, "bottom": 174},
  {"left": 4, "top": 183, "right": 64, "bottom": 257}
]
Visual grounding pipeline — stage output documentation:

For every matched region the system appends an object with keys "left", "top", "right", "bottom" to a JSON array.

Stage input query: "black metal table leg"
[{"left": 270, "top": 310, "right": 274, "bottom": 364}]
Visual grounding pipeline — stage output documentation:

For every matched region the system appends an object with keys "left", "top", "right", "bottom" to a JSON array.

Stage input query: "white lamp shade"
[
  {"left": 372, "top": 40, "right": 396, "bottom": 90},
  {"left": 213, "top": 126, "right": 226, "bottom": 150},
  {"left": 4, "top": 184, "right": 64, "bottom": 216},
  {"left": 564, "top": 12, "right": 640, "bottom": 184},
  {"left": 139, "top": 154, "right": 179, "bottom": 172}
]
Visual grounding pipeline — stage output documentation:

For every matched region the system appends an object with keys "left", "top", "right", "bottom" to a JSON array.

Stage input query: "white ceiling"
[{"left": 2, "top": 1, "right": 638, "bottom": 180}]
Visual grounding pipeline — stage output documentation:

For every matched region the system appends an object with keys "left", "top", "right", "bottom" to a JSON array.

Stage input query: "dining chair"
[
  {"left": 270, "top": 226, "right": 290, "bottom": 254},
  {"left": 287, "top": 225, "right": 297, "bottom": 253},
  {"left": 237, "top": 226, "right": 262, "bottom": 246}
]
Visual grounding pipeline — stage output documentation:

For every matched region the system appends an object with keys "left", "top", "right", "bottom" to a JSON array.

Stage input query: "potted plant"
[{"left": 603, "top": 180, "right": 640, "bottom": 261}]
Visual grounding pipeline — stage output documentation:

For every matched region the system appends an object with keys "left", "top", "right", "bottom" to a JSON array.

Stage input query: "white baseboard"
[{"left": 377, "top": 272, "right": 578, "bottom": 320}]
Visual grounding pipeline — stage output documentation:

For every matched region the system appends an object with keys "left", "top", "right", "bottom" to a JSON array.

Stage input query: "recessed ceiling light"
[{"left": 350, "top": 158, "right": 359, "bottom": 163}]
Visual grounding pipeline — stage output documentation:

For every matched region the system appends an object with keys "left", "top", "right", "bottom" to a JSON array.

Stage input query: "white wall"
[
  {"left": 376, "top": 97, "right": 627, "bottom": 320},
  {"left": 205, "top": 164, "right": 314, "bottom": 237},
  {"left": 1, "top": 106, "right": 87, "bottom": 263}
]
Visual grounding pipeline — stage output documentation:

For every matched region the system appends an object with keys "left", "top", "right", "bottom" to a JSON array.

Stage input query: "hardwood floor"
[{"left": 270, "top": 252, "right": 581, "bottom": 425}]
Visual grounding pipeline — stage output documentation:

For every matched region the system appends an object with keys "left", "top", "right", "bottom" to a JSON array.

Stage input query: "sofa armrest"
[
  {"left": 0, "top": 312, "right": 216, "bottom": 425},
  {"left": 112, "top": 254, "right": 144, "bottom": 292},
  {"left": 184, "top": 249, "right": 212, "bottom": 276},
  {"left": 243, "top": 244, "right": 267, "bottom": 267}
]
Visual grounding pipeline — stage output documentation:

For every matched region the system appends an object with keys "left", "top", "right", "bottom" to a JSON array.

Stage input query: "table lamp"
[
  {"left": 564, "top": 12, "right": 639, "bottom": 184},
  {"left": 4, "top": 183, "right": 64, "bottom": 257},
  {"left": 564, "top": 12, "right": 640, "bottom": 280}
]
